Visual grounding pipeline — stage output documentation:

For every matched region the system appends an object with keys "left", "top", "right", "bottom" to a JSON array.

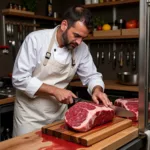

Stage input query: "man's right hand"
[
  {"left": 36, "top": 83, "right": 77, "bottom": 104},
  {"left": 53, "top": 87, "right": 77, "bottom": 104}
]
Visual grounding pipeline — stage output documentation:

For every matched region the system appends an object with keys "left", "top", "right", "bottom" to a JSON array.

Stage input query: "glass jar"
[
  {"left": 85, "top": 0, "right": 91, "bottom": 4},
  {"left": 8, "top": 2, "right": 13, "bottom": 9},
  {"left": 92, "top": 0, "right": 99, "bottom": 4}
]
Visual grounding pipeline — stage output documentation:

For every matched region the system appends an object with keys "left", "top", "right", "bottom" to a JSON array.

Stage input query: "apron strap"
[
  {"left": 43, "top": 26, "right": 76, "bottom": 67},
  {"left": 71, "top": 50, "right": 75, "bottom": 66},
  {"left": 43, "top": 27, "right": 59, "bottom": 66}
]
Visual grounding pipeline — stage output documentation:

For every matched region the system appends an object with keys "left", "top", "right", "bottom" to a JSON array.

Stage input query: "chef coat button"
[{"left": 54, "top": 49, "right": 56, "bottom": 52}]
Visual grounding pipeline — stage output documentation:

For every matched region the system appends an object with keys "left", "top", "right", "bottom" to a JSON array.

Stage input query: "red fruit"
[
  {"left": 97, "top": 26, "right": 102, "bottom": 30},
  {"left": 126, "top": 20, "right": 138, "bottom": 29}
]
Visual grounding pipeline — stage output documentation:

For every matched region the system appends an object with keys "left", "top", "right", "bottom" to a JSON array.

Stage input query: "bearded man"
[{"left": 12, "top": 5, "right": 112, "bottom": 136}]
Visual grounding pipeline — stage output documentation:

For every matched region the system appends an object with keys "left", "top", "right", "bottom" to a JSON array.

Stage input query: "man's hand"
[
  {"left": 35, "top": 83, "right": 77, "bottom": 104},
  {"left": 92, "top": 86, "right": 112, "bottom": 107},
  {"left": 53, "top": 87, "right": 77, "bottom": 104}
]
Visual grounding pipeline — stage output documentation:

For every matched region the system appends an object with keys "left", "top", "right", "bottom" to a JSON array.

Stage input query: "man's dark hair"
[{"left": 62, "top": 5, "right": 93, "bottom": 31}]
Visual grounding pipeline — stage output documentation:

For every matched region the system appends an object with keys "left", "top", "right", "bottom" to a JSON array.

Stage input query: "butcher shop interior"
[{"left": 0, "top": 0, "right": 149, "bottom": 149}]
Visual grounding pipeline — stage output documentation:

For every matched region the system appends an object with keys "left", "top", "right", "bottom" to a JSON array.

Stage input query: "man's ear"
[{"left": 61, "top": 20, "right": 68, "bottom": 31}]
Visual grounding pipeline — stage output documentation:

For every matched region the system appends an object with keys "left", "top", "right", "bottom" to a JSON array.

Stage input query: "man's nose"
[{"left": 75, "top": 38, "right": 82, "bottom": 45}]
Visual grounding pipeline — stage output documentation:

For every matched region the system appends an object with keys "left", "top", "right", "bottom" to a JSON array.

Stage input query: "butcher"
[{"left": 12, "top": 5, "right": 112, "bottom": 136}]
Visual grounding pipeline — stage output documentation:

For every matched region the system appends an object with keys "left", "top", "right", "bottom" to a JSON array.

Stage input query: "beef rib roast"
[
  {"left": 114, "top": 98, "right": 138, "bottom": 121},
  {"left": 65, "top": 102, "right": 114, "bottom": 132}
]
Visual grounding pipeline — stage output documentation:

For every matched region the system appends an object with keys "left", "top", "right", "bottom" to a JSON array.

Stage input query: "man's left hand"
[{"left": 92, "top": 86, "right": 112, "bottom": 107}]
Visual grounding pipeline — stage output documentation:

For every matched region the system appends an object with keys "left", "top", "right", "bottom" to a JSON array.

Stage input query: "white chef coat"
[
  {"left": 12, "top": 27, "right": 104, "bottom": 97},
  {"left": 12, "top": 26, "right": 105, "bottom": 136}
]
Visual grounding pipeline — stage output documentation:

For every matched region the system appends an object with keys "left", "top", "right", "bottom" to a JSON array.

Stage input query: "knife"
[
  {"left": 109, "top": 105, "right": 135, "bottom": 118},
  {"left": 69, "top": 97, "right": 135, "bottom": 118}
]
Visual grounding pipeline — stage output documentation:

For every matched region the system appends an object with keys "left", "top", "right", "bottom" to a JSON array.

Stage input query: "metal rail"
[{"left": 139, "top": 0, "right": 150, "bottom": 133}]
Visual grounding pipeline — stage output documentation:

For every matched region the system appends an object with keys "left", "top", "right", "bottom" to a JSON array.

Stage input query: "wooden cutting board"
[{"left": 42, "top": 117, "right": 133, "bottom": 146}]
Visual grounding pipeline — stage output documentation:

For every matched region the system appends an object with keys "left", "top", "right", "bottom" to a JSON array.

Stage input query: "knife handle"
[
  {"left": 68, "top": 97, "right": 82, "bottom": 108},
  {"left": 73, "top": 97, "right": 82, "bottom": 103}
]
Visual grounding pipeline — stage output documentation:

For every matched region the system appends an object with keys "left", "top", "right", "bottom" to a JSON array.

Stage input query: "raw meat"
[
  {"left": 114, "top": 98, "right": 138, "bottom": 121},
  {"left": 65, "top": 102, "right": 114, "bottom": 132}
]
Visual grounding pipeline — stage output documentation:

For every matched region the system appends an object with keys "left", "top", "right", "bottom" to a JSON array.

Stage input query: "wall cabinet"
[
  {"left": 83, "top": 0, "right": 139, "bottom": 8},
  {"left": 83, "top": 0, "right": 139, "bottom": 40},
  {"left": 82, "top": 0, "right": 139, "bottom": 80},
  {"left": 0, "top": 102, "right": 14, "bottom": 141},
  {"left": 2, "top": 9, "right": 61, "bottom": 46},
  {"left": 1, "top": 9, "right": 61, "bottom": 64}
]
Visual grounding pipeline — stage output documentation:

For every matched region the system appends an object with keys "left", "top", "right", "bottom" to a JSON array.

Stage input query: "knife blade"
[
  {"left": 109, "top": 105, "right": 135, "bottom": 118},
  {"left": 69, "top": 98, "right": 135, "bottom": 118}
]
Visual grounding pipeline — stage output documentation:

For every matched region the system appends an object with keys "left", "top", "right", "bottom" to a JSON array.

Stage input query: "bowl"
[
  {"left": 0, "top": 81, "right": 4, "bottom": 88},
  {"left": 117, "top": 72, "right": 138, "bottom": 86}
]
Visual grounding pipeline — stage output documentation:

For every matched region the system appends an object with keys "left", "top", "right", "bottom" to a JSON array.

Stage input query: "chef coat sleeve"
[
  {"left": 12, "top": 34, "right": 43, "bottom": 98},
  {"left": 76, "top": 44, "right": 105, "bottom": 95}
]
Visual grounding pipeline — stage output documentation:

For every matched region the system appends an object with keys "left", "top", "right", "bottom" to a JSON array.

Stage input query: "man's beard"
[{"left": 62, "top": 30, "right": 78, "bottom": 50}]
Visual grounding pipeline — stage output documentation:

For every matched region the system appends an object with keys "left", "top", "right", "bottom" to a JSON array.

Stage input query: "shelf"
[
  {"left": 84, "top": 35, "right": 139, "bottom": 40},
  {"left": 33, "top": 15, "right": 61, "bottom": 21},
  {"left": 2, "top": 9, "right": 62, "bottom": 22},
  {"left": 69, "top": 80, "right": 138, "bottom": 92},
  {"left": 83, "top": 0, "right": 139, "bottom": 8},
  {"left": 0, "top": 97, "right": 15, "bottom": 105}
]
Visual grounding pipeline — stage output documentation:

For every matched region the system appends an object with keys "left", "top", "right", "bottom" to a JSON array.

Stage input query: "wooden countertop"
[
  {"left": 69, "top": 80, "right": 138, "bottom": 92},
  {"left": 0, "top": 97, "right": 15, "bottom": 105},
  {"left": 0, "top": 125, "right": 138, "bottom": 150}
]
